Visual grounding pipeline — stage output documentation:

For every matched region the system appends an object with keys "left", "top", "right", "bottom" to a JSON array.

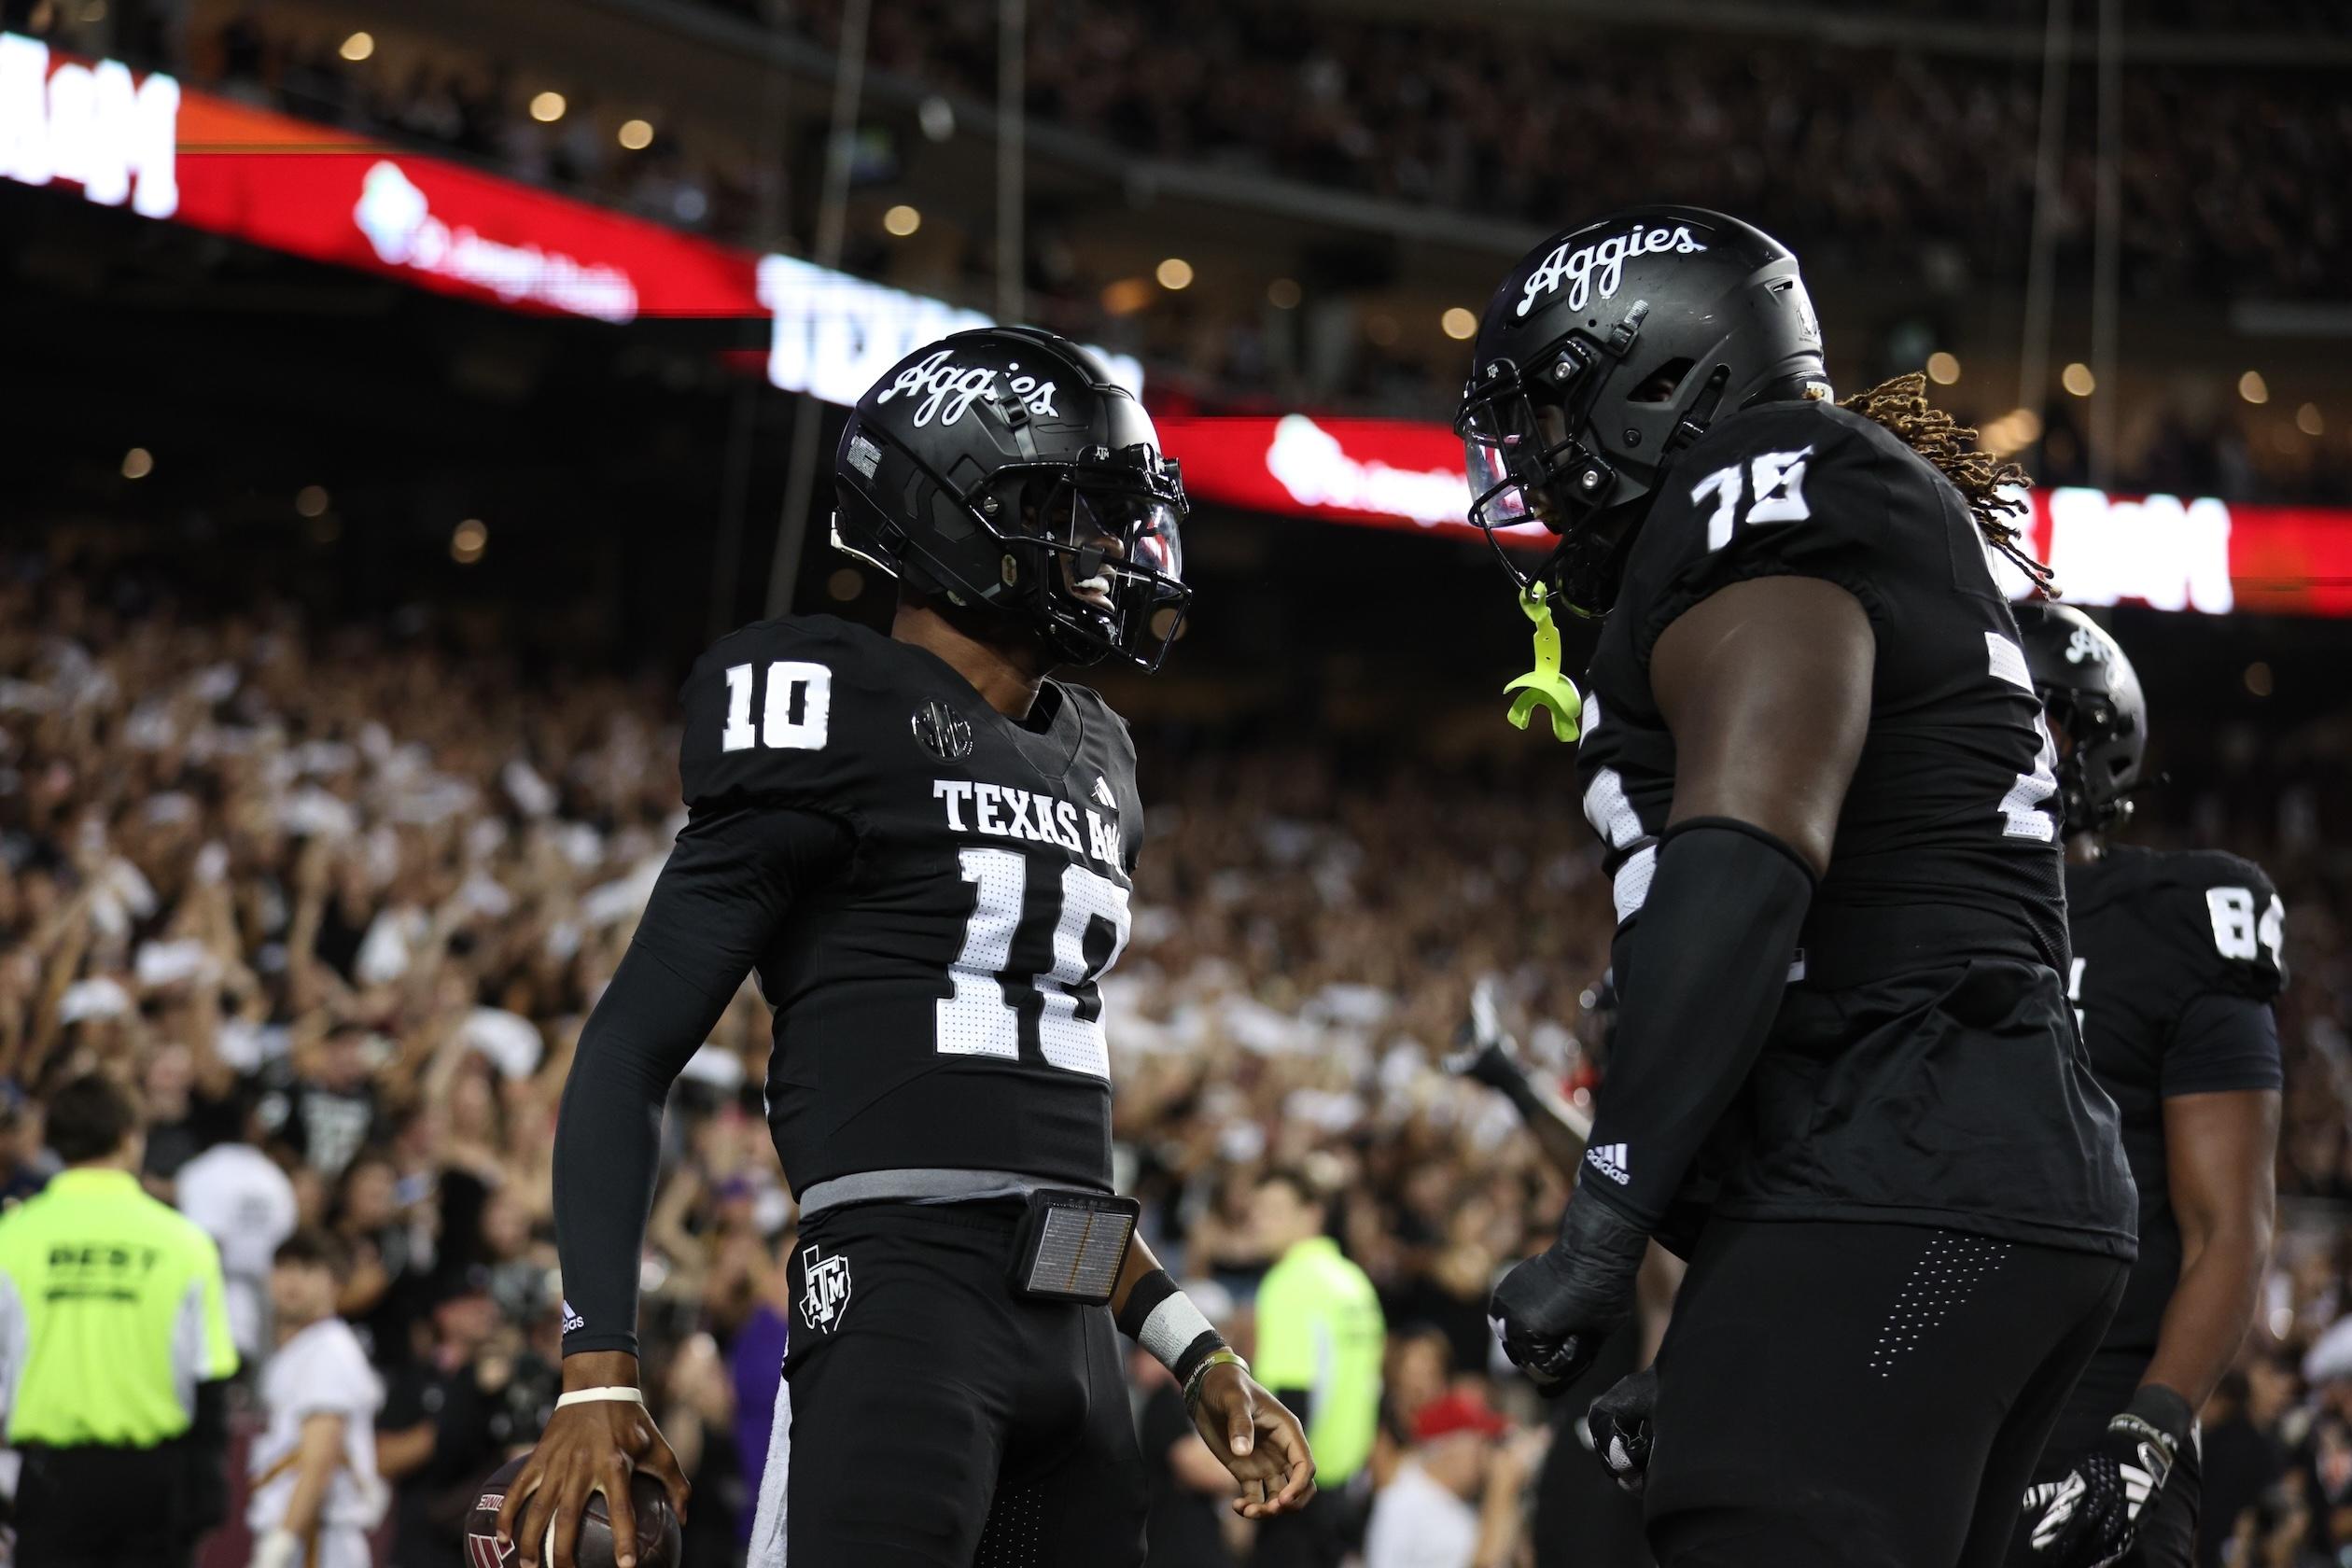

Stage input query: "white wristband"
[
  {"left": 1139, "top": 1292, "right": 1220, "bottom": 1377},
  {"left": 556, "top": 1386, "right": 648, "bottom": 1409}
]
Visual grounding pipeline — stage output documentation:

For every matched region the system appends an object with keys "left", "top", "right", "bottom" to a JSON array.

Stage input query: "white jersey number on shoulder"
[
  {"left": 1693, "top": 445, "right": 1815, "bottom": 552},
  {"left": 721, "top": 660, "right": 833, "bottom": 753},
  {"left": 2206, "top": 885, "right": 2286, "bottom": 968}
]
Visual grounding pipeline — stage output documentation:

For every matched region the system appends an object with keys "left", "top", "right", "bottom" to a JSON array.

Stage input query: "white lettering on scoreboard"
[
  {"left": 758, "top": 253, "right": 1141, "bottom": 408},
  {"left": 1981, "top": 484, "right": 2237, "bottom": 614},
  {"left": 2044, "top": 487, "right": 2235, "bottom": 614},
  {"left": 0, "top": 33, "right": 177, "bottom": 218},
  {"left": 1266, "top": 413, "right": 1472, "bottom": 527}
]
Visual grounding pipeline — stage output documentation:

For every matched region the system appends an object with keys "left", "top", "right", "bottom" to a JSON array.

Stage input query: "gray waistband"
[{"left": 797, "top": 1168, "right": 1102, "bottom": 1218}]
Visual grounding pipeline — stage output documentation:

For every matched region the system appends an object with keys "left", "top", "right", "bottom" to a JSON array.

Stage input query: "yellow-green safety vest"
[{"left": 0, "top": 1168, "right": 239, "bottom": 1447}]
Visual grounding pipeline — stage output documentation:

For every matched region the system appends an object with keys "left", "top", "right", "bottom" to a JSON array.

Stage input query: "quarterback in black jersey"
[
  {"left": 2008, "top": 605, "right": 2283, "bottom": 1568},
  {"left": 1461, "top": 206, "right": 2136, "bottom": 1567},
  {"left": 494, "top": 329, "right": 1313, "bottom": 1568}
]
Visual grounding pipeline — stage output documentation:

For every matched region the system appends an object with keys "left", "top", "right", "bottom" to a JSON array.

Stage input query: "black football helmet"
[
  {"left": 1455, "top": 206, "right": 1829, "bottom": 617},
  {"left": 832, "top": 327, "right": 1190, "bottom": 669},
  {"left": 2013, "top": 602, "right": 2148, "bottom": 835}
]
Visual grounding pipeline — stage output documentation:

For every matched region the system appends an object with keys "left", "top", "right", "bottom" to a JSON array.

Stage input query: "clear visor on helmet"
[
  {"left": 1029, "top": 478, "right": 1185, "bottom": 591},
  {"left": 1461, "top": 385, "right": 1579, "bottom": 531}
]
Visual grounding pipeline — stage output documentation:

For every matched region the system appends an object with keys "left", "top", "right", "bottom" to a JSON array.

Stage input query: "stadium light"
[
  {"left": 1267, "top": 278, "right": 1301, "bottom": 310},
  {"left": 883, "top": 204, "right": 921, "bottom": 237},
  {"left": 2299, "top": 402, "right": 2325, "bottom": 437},
  {"left": 295, "top": 485, "right": 329, "bottom": 518},
  {"left": 529, "top": 91, "right": 566, "bottom": 124},
  {"left": 1441, "top": 307, "right": 1477, "bottom": 341},
  {"left": 1976, "top": 408, "right": 2043, "bottom": 457},
  {"left": 1155, "top": 257, "right": 1194, "bottom": 290},
  {"left": 1925, "top": 351, "right": 1960, "bottom": 385},
  {"left": 617, "top": 119, "right": 653, "bottom": 151},
  {"left": 2244, "top": 661, "right": 2274, "bottom": 696},
  {"left": 339, "top": 32, "right": 373, "bottom": 62},
  {"left": 2239, "top": 370, "right": 2269, "bottom": 405},
  {"left": 451, "top": 520, "right": 488, "bottom": 564},
  {"left": 121, "top": 446, "right": 152, "bottom": 479},
  {"left": 2062, "top": 362, "right": 2095, "bottom": 398},
  {"left": 1099, "top": 277, "right": 1154, "bottom": 316}
]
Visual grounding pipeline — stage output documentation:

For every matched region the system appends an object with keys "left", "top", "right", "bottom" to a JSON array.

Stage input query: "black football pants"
[
  {"left": 751, "top": 1199, "right": 1148, "bottom": 1567},
  {"left": 1637, "top": 1217, "right": 2127, "bottom": 1568}
]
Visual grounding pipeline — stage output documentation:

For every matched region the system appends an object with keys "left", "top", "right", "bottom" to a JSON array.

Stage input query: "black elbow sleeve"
[{"left": 1580, "top": 818, "right": 1815, "bottom": 1231}]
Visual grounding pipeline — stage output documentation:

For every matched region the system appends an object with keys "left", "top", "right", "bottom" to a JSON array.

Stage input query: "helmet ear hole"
[{"left": 1629, "top": 358, "right": 1695, "bottom": 404}]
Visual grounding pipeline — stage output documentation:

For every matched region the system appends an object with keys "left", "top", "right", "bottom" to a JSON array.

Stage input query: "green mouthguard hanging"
[{"left": 1504, "top": 588, "right": 1582, "bottom": 744}]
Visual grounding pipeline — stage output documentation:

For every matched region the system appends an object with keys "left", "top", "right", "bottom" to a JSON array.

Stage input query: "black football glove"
[
  {"left": 1489, "top": 1190, "right": 1649, "bottom": 1395},
  {"left": 1448, "top": 1039, "right": 1524, "bottom": 1094},
  {"left": 1586, "top": 1366, "right": 1658, "bottom": 1494},
  {"left": 1445, "top": 977, "right": 1524, "bottom": 1092},
  {"left": 2018, "top": 1385, "right": 2191, "bottom": 1567}
]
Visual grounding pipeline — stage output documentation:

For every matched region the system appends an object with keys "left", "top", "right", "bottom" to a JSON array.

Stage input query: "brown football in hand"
[{"left": 466, "top": 1454, "right": 682, "bottom": 1568}]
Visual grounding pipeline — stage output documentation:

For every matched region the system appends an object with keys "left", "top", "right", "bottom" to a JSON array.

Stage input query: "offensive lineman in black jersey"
[
  {"left": 1458, "top": 206, "right": 2137, "bottom": 1566},
  {"left": 2007, "top": 605, "right": 2283, "bottom": 1568},
  {"left": 494, "top": 328, "right": 1314, "bottom": 1568}
]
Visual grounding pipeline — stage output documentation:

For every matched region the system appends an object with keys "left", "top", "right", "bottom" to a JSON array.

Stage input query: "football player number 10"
[{"left": 718, "top": 660, "right": 1133, "bottom": 1080}]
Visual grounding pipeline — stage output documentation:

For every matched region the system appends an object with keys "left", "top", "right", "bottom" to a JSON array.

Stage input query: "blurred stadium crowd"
[
  {"left": 140, "top": 0, "right": 2350, "bottom": 306},
  {"left": 3, "top": 540, "right": 2351, "bottom": 1564},
  {"left": 8, "top": 0, "right": 2345, "bottom": 505}
]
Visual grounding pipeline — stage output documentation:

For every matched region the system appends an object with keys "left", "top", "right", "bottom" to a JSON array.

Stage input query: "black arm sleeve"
[
  {"left": 554, "top": 804, "right": 852, "bottom": 1356},
  {"left": 1579, "top": 818, "right": 1815, "bottom": 1231}
]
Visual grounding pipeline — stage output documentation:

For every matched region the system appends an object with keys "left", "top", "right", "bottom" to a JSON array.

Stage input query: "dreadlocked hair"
[{"left": 1836, "top": 372, "right": 2058, "bottom": 597}]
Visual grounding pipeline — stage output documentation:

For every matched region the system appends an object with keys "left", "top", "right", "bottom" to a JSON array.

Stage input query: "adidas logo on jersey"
[
  {"left": 1091, "top": 775, "right": 1118, "bottom": 809},
  {"left": 1587, "top": 1142, "right": 1631, "bottom": 1185},
  {"left": 559, "top": 1298, "right": 585, "bottom": 1335}
]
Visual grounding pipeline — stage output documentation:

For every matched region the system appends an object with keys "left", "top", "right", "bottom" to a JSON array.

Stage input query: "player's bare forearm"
[
  {"left": 1455, "top": 982, "right": 1590, "bottom": 1179},
  {"left": 563, "top": 1350, "right": 643, "bottom": 1392},
  {"left": 2142, "top": 1088, "right": 2279, "bottom": 1410}
]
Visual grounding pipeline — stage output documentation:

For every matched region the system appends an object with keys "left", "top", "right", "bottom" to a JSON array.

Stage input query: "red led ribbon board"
[{"left": 1157, "top": 415, "right": 2352, "bottom": 616}]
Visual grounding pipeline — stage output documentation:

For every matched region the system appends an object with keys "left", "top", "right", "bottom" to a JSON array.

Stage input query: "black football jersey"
[
  {"left": 679, "top": 613, "right": 1144, "bottom": 1197},
  {"left": 1575, "top": 398, "right": 2136, "bottom": 1255},
  {"left": 2067, "top": 846, "right": 2285, "bottom": 1358}
]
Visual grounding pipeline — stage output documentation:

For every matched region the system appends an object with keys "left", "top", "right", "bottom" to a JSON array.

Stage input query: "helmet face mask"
[
  {"left": 832, "top": 328, "right": 1193, "bottom": 671},
  {"left": 968, "top": 449, "right": 1190, "bottom": 668},
  {"left": 1456, "top": 320, "right": 1661, "bottom": 617},
  {"left": 1455, "top": 206, "right": 1827, "bottom": 619}
]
